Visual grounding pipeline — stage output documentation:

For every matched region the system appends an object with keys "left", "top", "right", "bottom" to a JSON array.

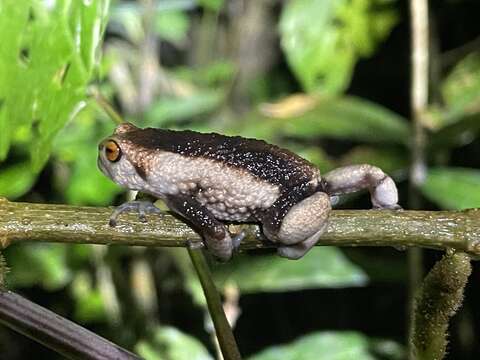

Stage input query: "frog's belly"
[
  {"left": 146, "top": 152, "right": 282, "bottom": 220},
  {"left": 195, "top": 185, "right": 279, "bottom": 222}
]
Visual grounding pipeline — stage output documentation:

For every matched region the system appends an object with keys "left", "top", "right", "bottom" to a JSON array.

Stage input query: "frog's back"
[{"left": 124, "top": 127, "right": 320, "bottom": 188}]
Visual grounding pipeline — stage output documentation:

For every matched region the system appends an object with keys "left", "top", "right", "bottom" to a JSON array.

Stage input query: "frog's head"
[{"left": 98, "top": 122, "right": 149, "bottom": 191}]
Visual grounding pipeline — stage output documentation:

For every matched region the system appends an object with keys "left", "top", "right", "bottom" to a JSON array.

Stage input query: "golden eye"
[{"left": 104, "top": 140, "right": 121, "bottom": 162}]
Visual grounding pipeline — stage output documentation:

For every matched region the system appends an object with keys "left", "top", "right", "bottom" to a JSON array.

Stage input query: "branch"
[
  {"left": 0, "top": 290, "right": 140, "bottom": 360},
  {"left": 1, "top": 198, "right": 480, "bottom": 257}
]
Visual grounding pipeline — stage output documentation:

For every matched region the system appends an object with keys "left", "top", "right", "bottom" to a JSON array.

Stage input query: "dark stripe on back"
[{"left": 119, "top": 128, "right": 317, "bottom": 188}]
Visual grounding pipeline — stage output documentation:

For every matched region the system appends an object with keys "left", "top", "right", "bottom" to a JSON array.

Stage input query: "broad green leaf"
[
  {"left": 0, "top": 0, "right": 110, "bottom": 175},
  {"left": 283, "top": 97, "right": 409, "bottom": 143},
  {"left": 239, "top": 96, "right": 409, "bottom": 144},
  {"left": 0, "top": 163, "right": 37, "bottom": 199},
  {"left": 136, "top": 326, "right": 213, "bottom": 360},
  {"left": 279, "top": 0, "right": 397, "bottom": 94},
  {"left": 6, "top": 244, "right": 71, "bottom": 290},
  {"left": 145, "top": 90, "right": 224, "bottom": 126},
  {"left": 426, "top": 52, "right": 480, "bottom": 131},
  {"left": 421, "top": 167, "right": 480, "bottom": 210},
  {"left": 344, "top": 249, "right": 407, "bottom": 283},
  {"left": 248, "top": 331, "right": 375, "bottom": 360},
  {"left": 429, "top": 112, "right": 480, "bottom": 149},
  {"left": 213, "top": 247, "right": 367, "bottom": 293},
  {"left": 0, "top": 1, "right": 30, "bottom": 160},
  {"left": 442, "top": 52, "right": 480, "bottom": 119},
  {"left": 287, "top": 145, "right": 335, "bottom": 172},
  {"left": 370, "top": 338, "right": 405, "bottom": 360}
]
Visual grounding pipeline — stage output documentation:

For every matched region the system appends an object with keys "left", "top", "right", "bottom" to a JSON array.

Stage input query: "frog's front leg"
[
  {"left": 323, "top": 164, "right": 400, "bottom": 209},
  {"left": 260, "top": 192, "right": 331, "bottom": 260},
  {"left": 109, "top": 200, "right": 161, "bottom": 227},
  {"left": 165, "top": 195, "right": 243, "bottom": 262}
]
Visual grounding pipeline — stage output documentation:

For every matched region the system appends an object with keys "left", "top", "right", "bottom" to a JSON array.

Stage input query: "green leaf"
[
  {"left": 429, "top": 112, "right": 480, "bottom": 149},
  {"left": 155, "top": 10, "right": 190, "bottom": 44},
  {"left": 198, "top": 0, "right": 224, "bottom": 12},
  {"left": 442, "top": 52, "right": 480, "bottom": 118},
  {"left": 136, "top": 326, "right": 213, "bottom": 360},
  {"left": 0, "top": 162, "right": 37, "bottom": 199},
  {"left": 6, "top": 244, "right": 71, "bottom": 290},
  {"left": 369, "top": 338, "right": 405, "bottom": 360},
  {"left": 421, "top": 167, "right": 480, "bottom": 210},
  {"left": 425, "top": 52, "right": 480, "bottom": 132},
  {"left": 71, "top": 272, "right": 106, "bottom": 323},
  {"left": 287, "top": 145, "right": 335, "bottom": 172},
  {"left": 0, "top": 1, "right": 30, "bottom": 160},
  {"left": 0, "top": 0, "right": 110, "bottom": 173},
  {"left": 339, "top": 146, "right": 408, "bottom": 175},
  {"left": 174, "top": 61, "right": 235, "bottom": 87},
  {"left": 248, "top": 331, "right": 375, "bottom": 360},
  {"left": 65, "top": 146, "right": 122, "bottom": 205},
  {"left": 238, "top": 96, "right": 409, "bottom": 144},
  {"left": 213, "top": 247, "right": 367, "bottom": 293},
  {"left": 283, "top": 97, "right": 409, "bottom": 143},
  {"left": 279, "top": 0, "right": 397, "bottom": 94},
  {"left": 145, "top": 90, "right": 224, "bottom": 126},
  {"left": 52, "top": 109, "right": 122, "bottom": 205}
]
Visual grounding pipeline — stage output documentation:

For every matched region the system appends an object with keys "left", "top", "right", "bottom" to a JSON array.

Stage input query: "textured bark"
[{"left": 1, "top": 198, "right": 480, "bottom": 257}]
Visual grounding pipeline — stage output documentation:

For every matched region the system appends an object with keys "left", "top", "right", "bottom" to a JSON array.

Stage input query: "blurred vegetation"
[{"left": 0, "top": 0, "right": 479, "bottom": 359}]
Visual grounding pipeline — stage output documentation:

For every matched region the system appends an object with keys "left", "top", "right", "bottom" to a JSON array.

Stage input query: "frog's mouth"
[{"left": 97, "top": 155, "right": 113, "bottom": 179}]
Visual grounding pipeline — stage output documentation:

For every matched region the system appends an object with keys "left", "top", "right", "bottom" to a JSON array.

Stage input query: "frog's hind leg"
[
  {"left": 276, "top": 221, "right": 329, "bottom": 259},
  {"left": 323, "top": 164, "right": 400, "bottom": 209},
  {"left": 261, "top": 191, "right": 331, "bottom": 260},
  {"left": 165, "top": 194, "right": 238, "bottom": 262}
]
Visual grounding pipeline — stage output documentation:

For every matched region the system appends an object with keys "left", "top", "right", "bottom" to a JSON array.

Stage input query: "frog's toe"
[
  {"left": 109, "top": 200, "right": 160, "bottom": 227},
  {"left": 231, "top": 230, "right": 246, "bottom": 250},
  {"left": 373, "top": 203, "right": 403, "bottom": 210}
]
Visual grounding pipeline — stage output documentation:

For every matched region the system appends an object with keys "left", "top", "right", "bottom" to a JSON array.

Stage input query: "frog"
[{"left": 98, "top": 122, "right": 400, "bottom": 261}]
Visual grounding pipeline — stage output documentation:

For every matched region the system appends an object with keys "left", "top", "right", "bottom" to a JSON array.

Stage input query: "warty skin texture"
[{"left": 98, "top": 123, "right": 400, "bottom": 261}]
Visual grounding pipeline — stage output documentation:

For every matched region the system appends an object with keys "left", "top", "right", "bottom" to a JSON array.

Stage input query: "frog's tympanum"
[{"left": 98, "top": 123, "right": 400, "bottom": 261}]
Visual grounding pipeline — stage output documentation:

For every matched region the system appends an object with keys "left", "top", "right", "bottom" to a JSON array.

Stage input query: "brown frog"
[{"left": 98, "top": 123, "right": 400, "bottom": 261}]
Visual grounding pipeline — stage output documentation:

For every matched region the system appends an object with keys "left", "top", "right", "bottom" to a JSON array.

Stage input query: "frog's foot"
[
  {"left": 109, "top": 200, "right": 161, "bottom": 227},
  {"left": 373, "top": 203, "right": 403, "bottom": 210},
  {"left": 323, "top": 164, "right": 400, "bottom": 209}
]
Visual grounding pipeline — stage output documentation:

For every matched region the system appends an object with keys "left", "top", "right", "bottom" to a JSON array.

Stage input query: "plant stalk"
[
  {"left": 188, "top": 246, "right": 242, "bottom": 360},
  {"left": 0, "top": 290, "right": 140, "bottom": 360}
]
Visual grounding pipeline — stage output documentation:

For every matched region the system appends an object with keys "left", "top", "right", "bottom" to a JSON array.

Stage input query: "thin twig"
[
  {"left": 188, "top": 246, "right": 242, "bottom": 360},
  {"left": 408, "top": 0, "right": 429, "bottom": 357},
  {"left": 89, "top": 88, "right": 124, "bottom": 125}
]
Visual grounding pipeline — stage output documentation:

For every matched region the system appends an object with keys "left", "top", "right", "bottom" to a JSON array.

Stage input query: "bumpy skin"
[{"left": 98, "top": 123, "right": 400, "bottom": 261}]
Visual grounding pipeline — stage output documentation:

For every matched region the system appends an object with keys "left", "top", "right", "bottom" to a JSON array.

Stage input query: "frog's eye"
[{"left": 104, "top": 140, "right": 122, "bottom": 162}]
